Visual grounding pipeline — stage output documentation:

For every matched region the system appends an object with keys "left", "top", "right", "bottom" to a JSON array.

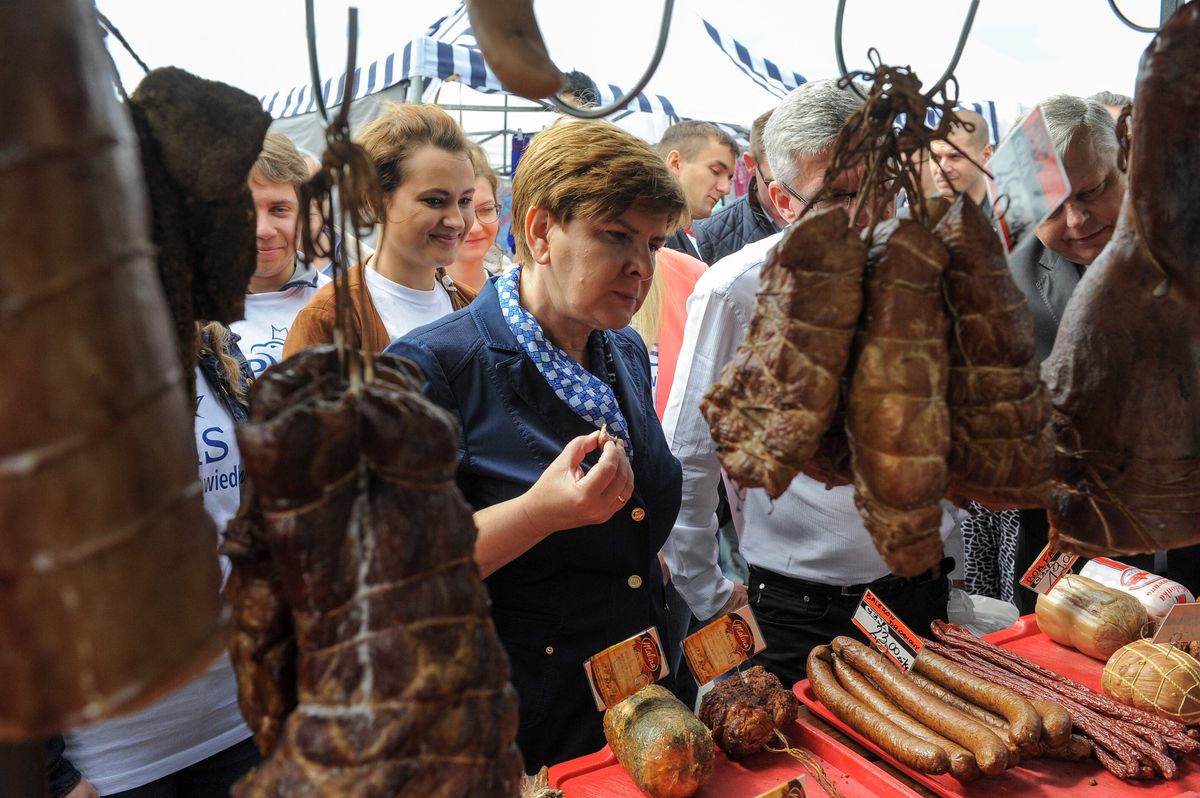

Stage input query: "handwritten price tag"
[
  {"left": 1020, "top": 543, "right": 1078, "bottom": 595},
  {"left": 583, "top": 626, "right": 669, "bottom": 710},
  {"left": 1151, "top": 602, "right": 1200, "bottom": 644},
  {"left": 985, "top": 104, "right": 1071, "bottom": 254},
  {"left": 683, "top": 605, "right": 766, "bottom": 686},
  {"left": 852, "top": 589, "right": 924, "bottom": 671}
]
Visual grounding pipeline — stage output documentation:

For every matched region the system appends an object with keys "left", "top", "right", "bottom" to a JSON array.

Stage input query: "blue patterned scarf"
[{"left": 496, "top": 267, "right": 634, "bottom": 461}]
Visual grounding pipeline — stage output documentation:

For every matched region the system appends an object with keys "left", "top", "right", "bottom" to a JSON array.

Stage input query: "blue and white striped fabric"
[
  {"left": 496, "top": 267, "right": 634, "bottom": 463},
  {"left": 701, "top": 18, "right": 806, "bottom": 100},
  {"left": 425, "top": 3, "right": 475, "bottom": 45},
  {"left": 925, "top": 102, "right": 1002, "bottom": 146}
]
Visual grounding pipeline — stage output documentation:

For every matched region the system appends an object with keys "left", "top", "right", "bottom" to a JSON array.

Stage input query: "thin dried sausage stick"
[
  {"left": 932, "top": 622, "right": 1187, "bottom": 736},
  {"left": 923, "top": 638, "right": 1175, "bottom": 778}
]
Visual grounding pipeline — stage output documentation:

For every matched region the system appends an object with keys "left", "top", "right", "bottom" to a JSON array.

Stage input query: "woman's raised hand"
[{"left": 525, "top": 430, "right": 635, "bottom": 533}]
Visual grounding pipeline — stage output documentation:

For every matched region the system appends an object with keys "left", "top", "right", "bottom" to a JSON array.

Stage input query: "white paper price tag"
[
  {"left": 852, "top": 589, "right": 923, "bottom": 671},
  {"left": 1019, "top": 543, "right": 1078, "bottom": 595},
  {"left": 986, "top": 105, "right": 1071, "bottom": 254}
]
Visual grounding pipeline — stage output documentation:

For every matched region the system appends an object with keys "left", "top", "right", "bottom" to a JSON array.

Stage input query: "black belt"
[{"left": 751, "top": 557, "right": 954, "bottom": 597}]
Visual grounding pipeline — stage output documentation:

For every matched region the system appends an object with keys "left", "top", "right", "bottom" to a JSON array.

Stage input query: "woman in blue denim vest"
[{"left": 389, "top": 119, "right": 686, "bottom": 771}]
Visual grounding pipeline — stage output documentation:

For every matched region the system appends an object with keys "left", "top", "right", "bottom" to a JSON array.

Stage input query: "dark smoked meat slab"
[
  {"left": 848, "top": 218, "right": 951, "bottom": 577},
  {"left": 222, "top": 347, "right": 523, "bottom": 797},
  {"left": 1042, "top": 4, "right": 1200, "bottom": 556},
  {"left": 702, "top": 207, "right": 867, "bottom": 499},
  {"left": 935, "top": 195, "right": 1054, "bottom": 509}
]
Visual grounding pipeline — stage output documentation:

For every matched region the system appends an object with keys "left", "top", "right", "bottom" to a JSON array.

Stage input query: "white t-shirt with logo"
[
  {"left": 231, "top": 267, "right": 328, "bottom": 379},
  {"left": 364, "top": 266, "right": 454, "bottom": 341},
  {"left": 63, "top": 368, "right": 251, "bottom": 794}
]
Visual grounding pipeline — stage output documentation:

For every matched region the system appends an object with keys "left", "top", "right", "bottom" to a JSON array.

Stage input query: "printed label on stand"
[
  {"left": 753, "top": 775, "right": 807, "bottom": 798},
  {"left": 985, "top": 104, "right": 1071, "bottom": 254},
  {"left": 1019, "top": 543, "right": 1078, "bottom": 595},
  {"left": 583, "top": 626, "right": 669, "bottom": 710},
  {"left": 683, "top": 605, "right": 767, "bottom": 686},
  {"left": 852, "top": 589, "right": 923, "bottom": 671},
  {"left": 1151, "top": 602, "right": 1200, "bottom": 644}
]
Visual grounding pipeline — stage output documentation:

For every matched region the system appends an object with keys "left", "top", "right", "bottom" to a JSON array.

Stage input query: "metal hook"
[
  {"left": 548, "top": 0, "right": 675, "bottom": 119},
  {"left": 304, "top": 4, "right": 362, "bottom": 128},
  {"left": 1107, "top": 0, "right": 1159, "bottom": 33},
  {"left": 834, "top": 0, "right": 981, "bottom": 101},
  {"left": 305, "top": 0, "right": 329, "bottom": 123}
]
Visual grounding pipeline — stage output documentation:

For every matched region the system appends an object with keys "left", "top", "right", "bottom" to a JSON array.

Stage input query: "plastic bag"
[{"left": 947, "top": 588, "right": 1020, "bottom": 636}]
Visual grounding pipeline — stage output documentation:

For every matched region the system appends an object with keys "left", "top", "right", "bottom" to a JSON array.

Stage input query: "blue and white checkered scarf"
[{"left": 496, "top": 267, "right": 633, "bottom": 462}]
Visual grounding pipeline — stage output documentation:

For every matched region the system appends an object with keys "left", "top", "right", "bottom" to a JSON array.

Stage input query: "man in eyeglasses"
[
  {"left": 655, "top": 121, "right": 739, "bottom": 259},
  {"left": 662, "top": 79, "right": 960, "bottom": 687},
  {"left": 695, "top": 110, "right": 786, "bottom": 266}
]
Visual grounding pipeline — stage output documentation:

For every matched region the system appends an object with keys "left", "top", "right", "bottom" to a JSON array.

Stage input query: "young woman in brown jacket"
[{"left": 283, "top": 104, "right": 477, "bottom": 357}]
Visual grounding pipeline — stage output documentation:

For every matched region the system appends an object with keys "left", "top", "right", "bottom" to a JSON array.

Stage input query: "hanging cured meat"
[
  {"left": 848, "top": 218, "right": 951, "bottom": 577},
  {"left": 701, "top": 207, "right": 867, "bottom": 499},
  {"left": 224, "top": 347, "right": 523, "bottom": 796},
  {"left": 0, "top": 0, "right": 225, "bottom": 738},
  {"left": 1042, "top": 2, "right": 1200, "bottom": 556},
  {"left": 935, "top": 195, "right": 1053, "bottom": 509}
]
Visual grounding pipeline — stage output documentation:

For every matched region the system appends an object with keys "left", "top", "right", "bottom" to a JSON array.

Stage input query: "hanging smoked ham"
[
  {"left": 1042, "top": 2, "right": 1200, "bottom": 556},
  {"left": 701, "top": 207, "right": 867, "bottom": 499},
  {"left": 224, "top": 347, "right": 523, "bottom": 796},
  {"left": 847, "top": 218, "right": 952, "bottom": 577},
  {"left": 0, "top": 0, "right": 225, "bottom": 738},
  {"left": 935, "top": 195, "right": 1053, "bottom": 509}
]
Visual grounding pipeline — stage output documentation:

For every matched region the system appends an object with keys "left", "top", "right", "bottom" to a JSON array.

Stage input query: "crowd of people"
[{"left": 43, "top": 76, "right": 1197, "bottom": 796}]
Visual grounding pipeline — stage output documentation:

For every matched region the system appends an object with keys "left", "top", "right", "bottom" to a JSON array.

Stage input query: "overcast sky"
[{"left": 96, "top": 0, "right": 1162, "bottom": 133}]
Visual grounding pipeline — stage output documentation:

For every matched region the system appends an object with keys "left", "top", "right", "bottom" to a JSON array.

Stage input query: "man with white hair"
[
  {"left": 1008, "top": 94, "right": 1128, "bottom": 613},
  {"left": 661, "top": 79, "right": 960, "bottom": 685},
  {"left": 1009, "top": 95, "right": 1125, "bottom": 365}
]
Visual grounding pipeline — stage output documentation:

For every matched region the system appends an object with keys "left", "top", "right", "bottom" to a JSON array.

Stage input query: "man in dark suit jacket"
[
  {"left": 655, "top": 121, "right": 738, "bottom": 259},
  {"left": 1009, "top": 94, "right": 1127, "bottom": 611}
]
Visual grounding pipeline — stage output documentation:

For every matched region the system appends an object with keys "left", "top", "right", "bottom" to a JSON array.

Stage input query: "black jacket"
[
  {"left": 664, "top": 228, "right": 700, "bottom": 259},
  {"left": 694, "top": 183, "right": 780, "bottom": 265},
  {"left": 388, "top": 278, "right": 682, "bottom": 770}
]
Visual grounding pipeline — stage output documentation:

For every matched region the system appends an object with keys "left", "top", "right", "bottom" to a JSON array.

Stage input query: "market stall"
[{"left": 4, "top": 0, "right": 1200, "bottom": 796}]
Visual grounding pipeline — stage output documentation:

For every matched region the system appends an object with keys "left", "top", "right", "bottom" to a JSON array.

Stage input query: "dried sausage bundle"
[
  {"left": 223, "top": 347, "right": 523, "bottom": 797},
  {"left": 935, "top": 196, "right": 1053, "bottom": 508},
  {"left": 848, "top": 218, "right": 951, "bottom": 577},
  {"left": 701, "top": 207, "right": 867, "bottom": 499},
  {"left": 1043, "top": 3, "right": 1200, "bottom": 556},
  {"left": 0, "top": 0, "right": 225, "bottom": 739}
]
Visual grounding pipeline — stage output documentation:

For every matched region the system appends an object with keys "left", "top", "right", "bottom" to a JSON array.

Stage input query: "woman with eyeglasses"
[
  {"left": 446, "top": 142, "right": 507, "bottom": 293},
  {"left": 283, "top": 104, "right": 477, "bottom": 357}
]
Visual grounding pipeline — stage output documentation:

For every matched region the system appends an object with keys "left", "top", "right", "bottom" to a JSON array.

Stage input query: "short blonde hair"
[
  {"left": 511, "top": 119, "right": 685, "bottom": 264},
  {"left": 357, "top": 103, "right": 468, "bottom": 197},
  {"left": 250, "top": 132, "right": 308, "bottom": 198}
]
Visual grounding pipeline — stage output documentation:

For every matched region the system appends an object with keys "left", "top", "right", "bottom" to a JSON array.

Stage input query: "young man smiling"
[
  {"left": 655, "top": 121, "right": 738, "bottom": 259},
  {"left": 230, "top": 133, "right": 328, "bottom": 378}
]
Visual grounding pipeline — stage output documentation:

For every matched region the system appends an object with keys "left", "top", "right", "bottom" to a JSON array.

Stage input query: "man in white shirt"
[
  {"left": 662, "top": 79, "right": 959, "bottom": 686},
  {"left": 232, "top": 133, "right": 328, "bottom": 378}
]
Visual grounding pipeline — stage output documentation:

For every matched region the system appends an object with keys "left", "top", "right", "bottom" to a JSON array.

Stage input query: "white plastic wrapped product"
[{"left": 1079, "top": 557, "right": 1194, "bottom": 621}]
